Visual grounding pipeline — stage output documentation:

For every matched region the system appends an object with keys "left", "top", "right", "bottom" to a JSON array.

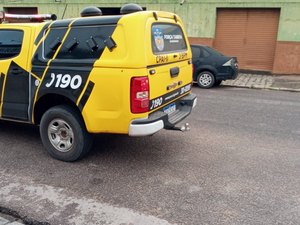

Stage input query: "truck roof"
[
  {"left": 0, "top": 10, "right": 179, "bottom": 28},
  {"left": 0, "top": 22, "right": 46, "bottom": 28}
]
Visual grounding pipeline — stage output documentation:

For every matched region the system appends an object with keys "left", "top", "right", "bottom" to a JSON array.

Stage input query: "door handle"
[{"left": 170, "top": 67, "right": 179, "bottom": 78}]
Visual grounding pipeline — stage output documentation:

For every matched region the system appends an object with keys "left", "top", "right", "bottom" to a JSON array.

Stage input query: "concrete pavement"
[{"left": 222, "top": 73, "right": 300, "bottom": 92}]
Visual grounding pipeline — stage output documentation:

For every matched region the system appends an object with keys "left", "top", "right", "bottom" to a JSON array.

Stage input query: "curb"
[
  {"left": 267, "top": 87, "right": 300, "bottom": 92},
  {"left": 221, "top": 84, "right": 300, "bottom": 92},
  {"left": 0, "top": 215, "right": 24, "bottom": 225}
]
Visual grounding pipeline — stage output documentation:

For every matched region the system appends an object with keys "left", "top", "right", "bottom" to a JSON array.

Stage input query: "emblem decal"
[{"left": 152, "top": 27, "right": 164, "bottom": 52}]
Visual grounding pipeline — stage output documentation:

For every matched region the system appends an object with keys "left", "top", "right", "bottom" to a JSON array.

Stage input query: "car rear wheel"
[
  {"left": 40, "top": 105, "right": 93, "bottom": 162},
  {"left": 197, "top": 71, "right": 215, "bottom": 88}
]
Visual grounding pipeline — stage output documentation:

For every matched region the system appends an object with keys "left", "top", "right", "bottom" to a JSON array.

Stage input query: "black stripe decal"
[
  {"left": 34, "top": 22, "right": 51, "bottom": 45},
  {"left": 2, "top": 62, "right": 29, "bottom": 121},
  {"left": 79, "top": 81, "right": 95, "bottom": 111},
  {"left": 34, "top": 18, "right": 118, "bottom": 115},
  {"left": 31, "top": 66, "right": 47, "bottom": 79},
  {"left": 51, "top": 19, "right": 73, "bottom": 28},
  {"left": 50, "top": 59, "right": 95, "bottom": 67},
  {"left": 72, "top": 16, "right": 121, "bottom": 27},
  {"left": 149, "top": 83, "right": 192, "bottom": 111},
  {"left": 0, "top": 73, "right": 4, "bottom": 103},
  {"left": 32, "top": 27, "right": 69, "bottom": 78},
  {"left": 28, "top": 75, "right": 39, "bottom": 122}
]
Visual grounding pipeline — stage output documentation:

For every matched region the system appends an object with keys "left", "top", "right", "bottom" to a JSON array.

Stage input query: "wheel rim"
[
  {"left": 199, "top": 73, "right": 212, "bottom": 86},
  {"left": 48, "top": 119, "right": 74, "bottom": 153}
]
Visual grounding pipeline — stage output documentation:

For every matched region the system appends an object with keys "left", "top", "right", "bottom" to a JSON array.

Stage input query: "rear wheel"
[
  {"left": 197, "top": 71, "right": 215, "bottom": 88},
  {"left": 40, "top": 105, "right": 93, "bottom": 162}
]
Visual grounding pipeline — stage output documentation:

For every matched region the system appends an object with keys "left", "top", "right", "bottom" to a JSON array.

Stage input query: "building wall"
[
  {"left": 1, "top": 0, "right": 300, "bottom": 74},
  {"left": 178, "top": 1, "right": 300, "bottom": 74}
]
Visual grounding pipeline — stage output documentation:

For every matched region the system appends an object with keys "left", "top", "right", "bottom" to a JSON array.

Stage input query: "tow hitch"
[{"left": 171, "top": 122, "right": 190, "bottom": 132}]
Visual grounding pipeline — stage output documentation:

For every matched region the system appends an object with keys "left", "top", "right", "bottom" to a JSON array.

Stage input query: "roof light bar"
[{"left": 0, "top": 11, "right": 57, "bottom": 23}]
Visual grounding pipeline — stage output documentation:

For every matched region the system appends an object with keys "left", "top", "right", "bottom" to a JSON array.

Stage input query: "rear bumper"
[
  {"left": 216, "top": 66, "right": 239, "bottom": 80},
  {"left": 129, "top": 93, "right": 197, "bottom": 136}
]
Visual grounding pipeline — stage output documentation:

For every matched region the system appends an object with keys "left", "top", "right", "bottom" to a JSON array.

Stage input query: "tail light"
[
  {"left": 130, "top": 76, "right": 149, "bottom": 113},
  {"left": 223, "top": 58, "right": 233, "bottom": 66}
]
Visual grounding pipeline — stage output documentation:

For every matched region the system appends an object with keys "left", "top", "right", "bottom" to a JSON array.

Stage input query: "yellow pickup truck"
[{"left": 0, "top": 5, "right": 197, "bottom": 161}]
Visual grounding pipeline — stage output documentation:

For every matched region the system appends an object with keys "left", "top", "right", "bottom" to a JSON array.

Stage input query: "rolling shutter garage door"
[{"left": 214, "top": 9, "right": 280, "bottom": 72}]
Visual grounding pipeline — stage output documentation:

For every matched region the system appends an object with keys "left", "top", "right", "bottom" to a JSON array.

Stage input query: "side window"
[
  {"left": 191, "top": 46, "right": 201, "bottom": 58},
  {"left": 43, "top": 28, "right": 68, "bottom": 60},
  {"left": 56, "top": 25, "right": 116, "bottom": 60},
  {"left": 0, "top": 30, "right": 24, "bottom": 59}
]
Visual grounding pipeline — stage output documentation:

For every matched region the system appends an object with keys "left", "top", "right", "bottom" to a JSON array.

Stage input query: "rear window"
[
  {"left": 151, "top": 23, "right": 187, "bottom": 54},
  {"left": 206, "top": 46, "right": 224, "bottom": 56}
]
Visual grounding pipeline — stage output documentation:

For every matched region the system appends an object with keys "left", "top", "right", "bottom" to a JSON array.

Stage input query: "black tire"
[
  {"left": 214, "top": 80, "right": 222, "bottom": 87},
  {"left": 197, "top": 71, "right": 215, "bottom": 88},
  {"left": 40, "top": 105, "right": 93, "bottom": 162}
]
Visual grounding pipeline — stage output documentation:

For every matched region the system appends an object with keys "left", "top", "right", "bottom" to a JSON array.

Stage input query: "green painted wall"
[
  {"left": 176, "top": 1, "right": 300, "bottom": 42},
  {"left": 1, "top": 0, "right": 300, "bottom": 41}
]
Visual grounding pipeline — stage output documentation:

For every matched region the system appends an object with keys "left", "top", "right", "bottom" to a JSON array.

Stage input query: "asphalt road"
[{"left": 1, "top": 86, "right": 300, "bottom": 225}]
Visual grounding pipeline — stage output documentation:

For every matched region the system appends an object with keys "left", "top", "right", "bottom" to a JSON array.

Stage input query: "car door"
[{"left": 0, "top": 27, "right": 32, "bottom": 121}]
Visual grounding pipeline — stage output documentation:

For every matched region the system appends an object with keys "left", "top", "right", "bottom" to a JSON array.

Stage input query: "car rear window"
[
  {"left": 151, "top": 23, "right": 187, "bottom": 54},
  {"left": 206, "top": 46, "right": 224, "bottom": 56}
]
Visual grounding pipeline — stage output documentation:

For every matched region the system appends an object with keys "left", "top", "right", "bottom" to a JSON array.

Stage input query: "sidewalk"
[{"left": 221, "top": 73, "right": 300, "bottom": 92}]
